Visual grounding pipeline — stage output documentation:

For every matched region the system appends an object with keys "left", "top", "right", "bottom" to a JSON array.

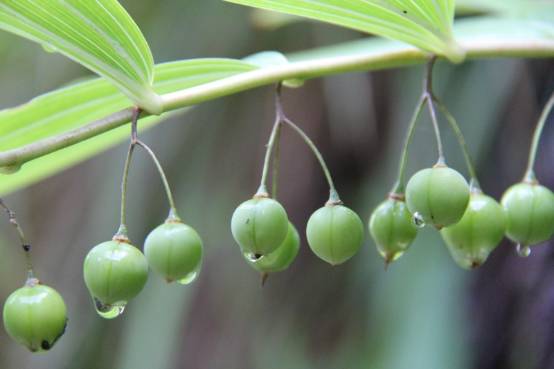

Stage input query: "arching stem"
[
  {"left": 256, "top": 85, "right": 284, "bottom": 197},
  {"left": 115, "top": 107, "right": 140, "bottom": 239},
  {"left": 0, "top": 199, "right": 34, "bottom": 279},
  {"left": 423, "top": 57, "right": 445, "bottom": 164},
  {"left": 271, "top": 122, "right": 282, "bottom": 199},
  {"left": 281, "top": 116, "right": 340, "bottom": 204},
  {"left": 524, "top": 92, "right": 554, "bottom": 182},
  {"left": 275, "top": 86, "right": 340, "bottom": 203},
  {"left": 391, "top": 95, "right": 426, "bottom": 194},
  {"left": 135, "top": 140, "right": 179, "bottom": 221},
  {"left": 432, "top": 96, "right": 479, "bottom": 185}
]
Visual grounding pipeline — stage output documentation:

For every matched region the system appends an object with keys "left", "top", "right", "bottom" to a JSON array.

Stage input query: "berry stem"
[
  {"left": 432, "top": 96, "right": 479, "bottom": 183},
  {"left": 273, "top": 87, "right": 340, "bottom": 203},
  {"left": 256, "top": 84, "right": 284, "bottom": 197},
  {"left": 281, "top": 117, "right": 340, "bottom": 203},
  {"left": 0, "top": 198, "right": 34, "bottom": 278},
  {"left": 391, "top": 95, "right": 426, "bottom": 194},
  {"left": 423, "top": 57, "right": 446, "bottom": 164},
  {"left": 271, "top": 121, "right": 282, "bottom": 199},
  {"left": 135, "top": 140, "right": 179, "bottom": 218},
  {"left": 525, "top": 92, "right": 554, "bottom": 182},
  {"left": 116, "top": 108, "right": 140, "bottom": 238}
]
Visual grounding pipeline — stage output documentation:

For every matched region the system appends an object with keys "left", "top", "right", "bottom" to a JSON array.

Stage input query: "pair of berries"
[
  {"left": 443, "top": 179, "right": 554, "bottom": 265},
  {"left": 83, "top": 214, "right": 203, "bottom": 318},
  {"left": 3, "top": 278, "right": 67, "bottom": 352},
  {"left": 405, "top": 164, "right": 507, "bottom": 269},
  {"left": 231, "top": 194, "right": 364, "bottom": 269}
]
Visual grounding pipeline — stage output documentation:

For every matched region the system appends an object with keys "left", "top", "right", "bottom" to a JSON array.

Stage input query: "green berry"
[
  {"left": 405, "top": 165, "right": 470, "bottom": 228},
  {"left": 306, "top": 204, "right": 364, "bottom": 265},
  {"left": 441, "top": 192, "right": 506, "bottom": 269},
  {"left": 144, "top": 220, "right": 203, "bottom": 283},
  {"left": 3, "top": 280, "right": 67, "bottom": 352},
  {"left": 501, "top": 182, "right": 554, "bottom": 246},
  {"left": 369, "top": 197, "right": 418, "bottom": 264},
  {"left": 83, "top": 240, "right": 148, "bottom": 318},
  {"left": 246, "top": 222, "right": 300, "bottom": 273},
  {"left": 231, "top": 197, "right": 289, "bottom": 256}
]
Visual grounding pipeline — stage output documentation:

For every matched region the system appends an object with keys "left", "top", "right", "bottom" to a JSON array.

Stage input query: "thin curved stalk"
[
  {"left": 524, "top": 92, "right": 554, "bottom": 182},
  {"left": 432, "top": 96, "right": 479, "bottom": 182}
]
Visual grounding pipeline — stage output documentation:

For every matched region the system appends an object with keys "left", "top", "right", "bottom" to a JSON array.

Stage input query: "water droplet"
[
  {"left": 412, "top": 212, "right": 426, "bottom": 228},
  {"left": 516, "top": 244, "right": 531, "bottom": 258},
  {"left": 41, "top": 44, "right": 57, "bottom": 53},
  {"left": 0, "top": 164, "right": 22, "bottom": 174},
  {"left": 244, "top": 252, "right": 264, "bottom": 262},
  {"left": 93, "top": 297, "right": 126, "bottom": 319},
  {"left": 177, "top": 269, "right": 199, "bottom": 285}
]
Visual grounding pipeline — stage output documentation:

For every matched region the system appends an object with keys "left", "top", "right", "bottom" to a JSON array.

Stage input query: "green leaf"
[
  {"left": 0, "top": 59, "right": 256, "bottom": 195},
  {"left": 224, "top": 0, "right": 465, "bottom": 62},
  {"left": 0, "top": 0, "right": 163, "bottom": 113}
]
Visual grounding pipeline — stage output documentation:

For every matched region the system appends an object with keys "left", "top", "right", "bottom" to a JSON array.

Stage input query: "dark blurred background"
[{"left": 0, "top": 1, "right": 553, "bottom": 369}]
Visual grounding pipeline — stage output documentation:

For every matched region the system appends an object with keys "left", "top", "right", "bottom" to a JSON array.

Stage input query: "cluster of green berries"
[
  {"left": 83, "top": 213, "right": 203, "bottom": 319},
  {"left": 369, "top": 162, "right": 554, "bottom": 269},
  {"left": 2, "top": 205, "right": 203, "bottom": 354},
  {"left": 231, "top": 192, "right": 364, "bottom": 271}
]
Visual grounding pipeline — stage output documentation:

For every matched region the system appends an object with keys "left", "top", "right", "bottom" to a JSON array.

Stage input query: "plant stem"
[
  {"left": 257, "top": 85, "right": 284, "bottom": 197},
  {"left": 432, "top": 96, "right": 479, "bottom": 182},
  {"left": 273, "top": 87, "right": 340, "bottom": 203},
  {"left": 424, "top": 58, "right": 445, "bottom": 164},
  {"left": 271, "top": 122, "right": 282, "bottom": 199},
  {"left": 0, "top": 198, "right": 34, "bottom": 278},
  {"left": 1, "top": 33, "right": 552, "bottom": 170},
  {"left": 524, "top": 92, "right": 554, "bottom": 182},
  {"left": 115, "top": 108, "right": 140, "bottom": 239},
  {"left": 391, "top": 95, "right": 426, "bottom": 194},
  {"left": 135, "top": 140, "right": 179, "bottom": 219},
  {"left": 281, "top": 117, "right": 340, "bottom": 204},
  {"left": 117, "top": 143, "right": 135, "bottom": 236}
]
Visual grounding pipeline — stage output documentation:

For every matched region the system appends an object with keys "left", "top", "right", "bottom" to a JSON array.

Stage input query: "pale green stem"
[
  {"left": 424, "top": 57, "right": 445, "bottom": 164},
  {"left": 1, "top": 39, "right": 552, "bottom": 169},
  {"left": 525, "top": 92, "right": 554, "bottom": 182},
  {"left": 135, "top": 140, "right": 179, "bottom": 220},
  {"left": 282, "top": 117, "right": 340, "bottom": 204},
  {"left": 257, "top": 115, "right": 282, "bottom": 197},
  {"left": 271, "top": 123, "right": 282, "bottom": 199},
  {"left": 391, "top": 95, "right": 426, "bottom": 194},
  {"left": 117, "top": 143, "right": 135, "bottom": 237},
  {"left": 432, "top": 96, "right": 479, "bottom": 183},
  {"left": 115, "top": 108, "right": 140, "bottom": 239}
]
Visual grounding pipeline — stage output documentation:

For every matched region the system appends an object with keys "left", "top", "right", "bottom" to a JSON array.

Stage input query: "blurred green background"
[{"left": 0, "top": 1, "right": 552, "bottom": 369}]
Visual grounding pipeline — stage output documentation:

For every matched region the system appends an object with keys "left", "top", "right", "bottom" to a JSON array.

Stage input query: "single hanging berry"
[
  {"left": 306, "top": 202, "right": 364, "bottom": 265},
  {"left": 501, "top": 181, "right": 554, "bottom": 247},
  {"left": 369, "top": 194, "right": 418, "bottom": 265},
  {"left": 405, "top": 162, "right": 470, "bottom": 229},
  {"left": 3, "top": 278, "right": 67, "bottom": 352},
  {"left": 246, "top": 222, "right": 300, "bottom": 273},
  {"left": 231, "top": 194, "right": 289, "bottom": 258},
  {"left": 83, "top": 237, "right": 148, "bottom": 319},
  {"left": 144, "top": 212, "right": 203, "bottom": 284},
  {"left": 441, "top": 190, "right": 506, "bottom": 269}
]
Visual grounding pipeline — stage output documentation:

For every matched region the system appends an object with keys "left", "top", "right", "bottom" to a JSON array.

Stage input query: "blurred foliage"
[{"left": 0, "top": 1, "right": 552, "bottom": 369}]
